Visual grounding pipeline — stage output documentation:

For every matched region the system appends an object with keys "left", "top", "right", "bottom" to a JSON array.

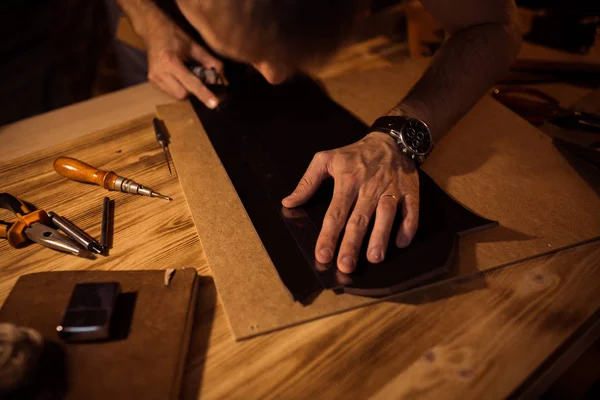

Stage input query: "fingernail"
[
  {"left": 318, "top": 248, "right": 333, "bottom": 262},
  {"left": 340, "top": 255, "right": 355, "bottom": 270},
  {"left": 284, "top": 193, "right": 295, "bottom": 202},
  {"left": 208, "top": 99, "right": 218, "bottom": 109},
  {"left": 282, "top": 194, "right": 293, "bottom": 205},
  {"left": 369, "top": 248, "right": 383, "bottom": 262}
]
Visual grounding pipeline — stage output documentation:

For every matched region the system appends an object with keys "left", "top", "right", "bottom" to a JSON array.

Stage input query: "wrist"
[
  {"left": 369, "top": 115, "right": 434, "bottom": 166},
  {"left": 368, "top": 130, "right": 397, "bottom": 147},
  {"left": 387, "top": 102, "right": 434, "bottom": 140}
]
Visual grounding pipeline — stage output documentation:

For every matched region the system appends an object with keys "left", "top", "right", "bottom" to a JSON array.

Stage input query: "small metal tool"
[
  {"left": 188, "top": 65, "right": 225, "bottom": 86},
  {"left": 101, "top": 196, "right": 112, "bottom": 255},
  {"left": 54, "top": 157, "right": 173, "bottom": 201},
  {"left": 153, "top": 118, "right": 172, "bottom": 174},
  {"left": 25, "top": 223, "right": 86, "bottom": 256},
  {"left": 48, "top": 211, "right": 103, "bottom": 255}
]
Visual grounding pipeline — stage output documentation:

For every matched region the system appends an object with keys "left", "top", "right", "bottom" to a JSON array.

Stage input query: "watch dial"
[{"left": 402, "top": 119, "right": 432, "bottom": 155}]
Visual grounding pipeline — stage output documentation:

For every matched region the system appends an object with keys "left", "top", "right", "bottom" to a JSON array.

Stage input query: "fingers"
[
  {"left": 282, "top": 152, "right": 330, "bottom": 208},
  {"left": 396, "top": 193, "right": 419, "bottom": 248},
  {"left": 315, "top": 182, "right": 357, "bottom": 265},
  {"left": 168, "top": 58, "right": 220, "bottom": 109},
  {"left": 188, "top": 42, "right": 224, "bottom": 73},
  {"left": 188, "top": 43, "right": 228, "bottom": 83},
  {"left": 337, "top": 193, "right": 378, "bottom": 273},
  {"left": 153, "top": 73, "right": 187, "bottom": 101},
  {"left": 366, "top": 194, "right": 398, "bottom": 264}
]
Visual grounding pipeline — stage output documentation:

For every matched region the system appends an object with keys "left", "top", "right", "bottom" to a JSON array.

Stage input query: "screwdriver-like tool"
[
  {"left": 153, "top": 118, "right": 172, "bottom": 174},
  {"left": 48, "top": 211, "right": 103, "bottom": 255},
  {"left": 54, "top": 157, "right": 173, "bottom": 201}
]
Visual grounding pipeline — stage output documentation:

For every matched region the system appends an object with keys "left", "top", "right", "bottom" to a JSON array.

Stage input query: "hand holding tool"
[
  {"left": 0, "top": 193, "right": 85, "bottom": 256},
  {"left": 188, "top": 65, "right": 225, "bottom": 86},
  {"left": 153, "top": 118, "right": 172, "bottom": 174},
  {"left": 54, "top": 157, "right": 172, "bottom": 201}
]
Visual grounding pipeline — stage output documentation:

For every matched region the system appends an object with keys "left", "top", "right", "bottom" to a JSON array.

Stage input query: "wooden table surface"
[{"left": 1, "top": 76, "right": 599, "bottom": 399}]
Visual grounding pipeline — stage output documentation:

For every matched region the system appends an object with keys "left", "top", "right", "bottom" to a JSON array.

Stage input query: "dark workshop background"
[{"left": 0, "top": 0, "right": 599, "bottom": 126}]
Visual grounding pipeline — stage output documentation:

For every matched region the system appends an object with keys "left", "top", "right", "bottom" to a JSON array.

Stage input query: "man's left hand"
[{"left": 282, "top": 132, "right": 420, "bottom": 273}]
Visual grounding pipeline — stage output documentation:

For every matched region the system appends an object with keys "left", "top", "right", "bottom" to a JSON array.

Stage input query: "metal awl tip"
[{"left": 152, "top": 192, "right": 173, "bottom": 201}]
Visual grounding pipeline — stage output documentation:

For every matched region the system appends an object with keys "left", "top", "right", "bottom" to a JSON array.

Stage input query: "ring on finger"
[{"left": 379, "top": 193, "right": 398, "bottom": 202}]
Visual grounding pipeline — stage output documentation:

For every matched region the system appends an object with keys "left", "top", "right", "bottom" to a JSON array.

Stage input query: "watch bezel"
[
  {"left": 370, "top": 116, "right": 434, "bottom": 165},
  {"left": 397, "top": 118, "right": 433, "bottom": 157}
]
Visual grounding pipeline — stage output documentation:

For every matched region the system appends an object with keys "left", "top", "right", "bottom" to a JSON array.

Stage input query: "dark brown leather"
[
  {"left": 193, "top": 66, "right": 496, "bottom": 302},
  {"left": 0, "top": 269, "right": 198, "bottom": 400}
]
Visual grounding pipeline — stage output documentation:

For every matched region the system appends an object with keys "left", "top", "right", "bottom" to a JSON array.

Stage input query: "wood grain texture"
[
  {"left": 188, "top": 241, "right": 600, "bottom": 400},
  {"left": 0, "top": 84, "right": 598, "bottom": 399},
  {"left": 0, "top": 114, "right": 208, "bottom": 303},
  {"left": 0, "top": 84, "right": 173, "bottom": 164}
]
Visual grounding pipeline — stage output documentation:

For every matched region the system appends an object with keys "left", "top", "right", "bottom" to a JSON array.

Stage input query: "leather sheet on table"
[{"left": 191, "top": 68, "right": 496, "bottom": 302}]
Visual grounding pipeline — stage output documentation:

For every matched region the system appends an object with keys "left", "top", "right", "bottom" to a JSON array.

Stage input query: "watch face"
[{"left": 400, "top": 118, "right": 433, "bottom": 156}]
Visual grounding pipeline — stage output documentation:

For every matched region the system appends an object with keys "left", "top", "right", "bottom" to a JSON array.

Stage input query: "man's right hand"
[{"left": 118, "top": 0, "right": 224, "bottom": 108}]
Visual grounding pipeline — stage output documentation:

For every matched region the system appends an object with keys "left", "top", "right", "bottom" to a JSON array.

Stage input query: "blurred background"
[{"left": 0, "top": 0, "right": 599, "bottom": 126}]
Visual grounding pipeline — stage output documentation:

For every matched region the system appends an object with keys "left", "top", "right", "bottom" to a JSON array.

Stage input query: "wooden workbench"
[{"left": 1, "top": 73, "right": 599, "bottom": 399}]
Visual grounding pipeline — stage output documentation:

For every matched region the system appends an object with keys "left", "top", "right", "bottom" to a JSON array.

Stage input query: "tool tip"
[
  {"left": 78, "top": 249, "right": 97, "bottom": 260},
  {"left": 151, "top": 192, "right": 172, "bottom": 201},
  {"left": 89, "top": 243, "right": 103, "bottom": 254}
]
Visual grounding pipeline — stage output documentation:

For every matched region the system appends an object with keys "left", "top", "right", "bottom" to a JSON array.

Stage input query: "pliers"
[{"left": 0, "top": 193, "right": 85, "bottom": 256}]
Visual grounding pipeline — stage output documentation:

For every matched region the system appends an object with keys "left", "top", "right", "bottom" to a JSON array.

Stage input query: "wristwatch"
[{"left": 370, "top": 116, "right": 434, "bottom": 165}]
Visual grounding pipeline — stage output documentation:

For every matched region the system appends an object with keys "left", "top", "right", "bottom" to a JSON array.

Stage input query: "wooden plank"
[
  {"left": 0, "top": 82, "right": 598, "bottom": 400},
  {"left": 0, "top": 114, "right": 208, "bottom": 303},
  {"left": 187, "top": 241, "right": 600, "bottom": 399},
  {"left": 0, "top": 84, "right": 172, "bottom": 164}
]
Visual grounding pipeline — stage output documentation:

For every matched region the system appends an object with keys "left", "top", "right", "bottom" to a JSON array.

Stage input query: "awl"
[
  {"left": 54, "top": 157, "right": 173, "bottom": 201},
  {"left": 153, "top": 118, "right": 172, "bottom": 174}
]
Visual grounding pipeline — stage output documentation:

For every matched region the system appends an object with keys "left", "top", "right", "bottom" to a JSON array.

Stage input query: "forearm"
[
  {"left": 389, "top": 21, "right": 521, "bottom": 140},
  {"left": 116, "top": 0, "right": 170, "bottom": 42}
]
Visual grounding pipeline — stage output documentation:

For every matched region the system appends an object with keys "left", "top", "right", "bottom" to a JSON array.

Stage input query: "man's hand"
[
  {"left": 145, "top": 15, "right": 224, "bottom": 108},
  {"left": 118, "top": 0, "right": 224, "bottom": 108},
  {"left": 282, "top": 132, "right": 419, "bottom": 273}
]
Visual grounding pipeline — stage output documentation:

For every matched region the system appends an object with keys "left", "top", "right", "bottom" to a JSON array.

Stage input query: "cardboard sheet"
[{"left": 161, "top": 65, "right": 600, "bottom": 340}]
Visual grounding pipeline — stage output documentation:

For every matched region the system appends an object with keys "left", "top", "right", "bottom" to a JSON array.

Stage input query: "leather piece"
[
  {"left": 193, "top": 66, "right": 496, "bottom": 301},
  {"left": 0, "top": 269, "right": 198, "bottom": 400}
]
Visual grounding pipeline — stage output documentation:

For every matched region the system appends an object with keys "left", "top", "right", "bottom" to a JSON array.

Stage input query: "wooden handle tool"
[{"left": 54, "top": 157, "right": 172, "bottom": 201}]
